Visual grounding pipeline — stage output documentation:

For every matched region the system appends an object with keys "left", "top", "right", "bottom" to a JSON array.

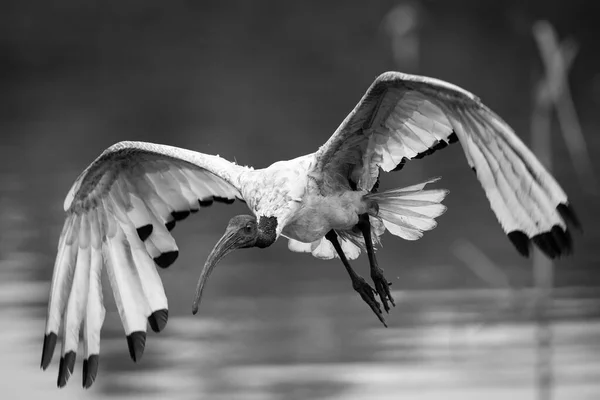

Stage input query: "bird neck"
[{"left": 256, "top": 216, "right": 277, "bottom": 248}]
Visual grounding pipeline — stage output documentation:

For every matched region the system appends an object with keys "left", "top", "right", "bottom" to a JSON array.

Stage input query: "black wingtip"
[
  {"left": 214, "top": 196, "right": 235, "bottom": 204},
  {"left": 82, "top": 355, "right": 99, "bottom": 389},
  {"left": 391, "top": 157, "right": 408, "bottom": 172},
  {"left": 165, "top": 220, "right": 176, "bottom": 231},
  {"left": 136, "top": 224, "right": 153, "bottom": 242},
  {"left": 172, "top": 210, "right": 190, "bottom": 221},
  {"left": 83, "top": 355, "right": 99, "bottom": 389},
  {"left": 126, "top": 331, "right": 146, "bottom": 363},
  {"left": 509, "top": 224, "right": 574, "bottom": 260},
  {"left": 551, "top": 225, "right": 573, "bottom": 256},
  {"left": 57, "top": 351, "right": 76, "bottom": 388},
  {"left": 413, "top": 149, "right": 431, "bottom": 159},
  {"left": 448, "top": 131, "right": 459, "bottom": 143},
  {"left": 389, "top": 131, "right": 458, "bottom": 172},
  {"left": 198, "top": 198, "right": 213, "bottom": 207},
  {"left": 533, "top": 232, "right": 559, "bottom": 259},
  {"left": 557, "top": 203, "right": 582, "bottom": 232},
  {"left": 432, "top": 140, "right": 449, "bottom": 151},
  {"left": 508, "top": 231, "right": 531, "bottom": 257},
  {"left": 153, "top": 251, "right": 179, "bottom": 269},
  {"left": 148, "top": 309, "right": 169, "bottom": 333},
  {"left": 41, "top": 332, "right": 58, "bottom": 370}
]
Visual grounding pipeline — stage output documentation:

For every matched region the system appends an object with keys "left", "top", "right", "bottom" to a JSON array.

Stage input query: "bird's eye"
[{"left": 244, "top": 224, "right": 254, "bottom": 233}]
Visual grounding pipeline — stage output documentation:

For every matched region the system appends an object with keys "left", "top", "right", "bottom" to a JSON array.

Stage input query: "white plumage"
[{"left": 41, "top": 71, "right": 580, "bottom": 388}]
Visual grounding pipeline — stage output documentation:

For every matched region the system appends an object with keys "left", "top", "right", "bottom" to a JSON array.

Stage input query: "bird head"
[{"left": 192, "top": 214, "right": 277, "bottom": 314}]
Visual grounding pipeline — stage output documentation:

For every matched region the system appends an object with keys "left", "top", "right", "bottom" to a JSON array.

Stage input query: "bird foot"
[
  {"left": 371, "top": 266, "right": 395, "bottom": 313},
  {"left": 352, "top": 275, "right": 387, "bottom": 327}
]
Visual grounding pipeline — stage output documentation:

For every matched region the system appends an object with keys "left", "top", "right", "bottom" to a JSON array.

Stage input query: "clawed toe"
[
  {"left": 371, "top": 267, "right": 395, "bottom": 313},
  {"left": 353, "top": 276, "right": 387, "bottom": 327}
]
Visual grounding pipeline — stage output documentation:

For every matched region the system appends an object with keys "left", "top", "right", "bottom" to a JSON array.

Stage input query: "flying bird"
[{"left": 40, "top": 72, "right": 580, "bottom": 388}]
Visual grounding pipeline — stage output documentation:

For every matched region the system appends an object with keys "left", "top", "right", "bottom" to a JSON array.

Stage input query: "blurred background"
[{"left": 1, "top": 0, "right": 599, "bottom": 399}]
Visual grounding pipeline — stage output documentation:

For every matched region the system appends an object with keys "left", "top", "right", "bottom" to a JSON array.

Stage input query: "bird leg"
[
  {"left": 325, "top": 230, "right": 387, "bottom": 327},
  {"left": 357, "top": 213, "right": 395, "bottom": 313}
]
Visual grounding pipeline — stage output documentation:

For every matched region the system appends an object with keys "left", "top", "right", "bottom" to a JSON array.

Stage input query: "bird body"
[
  {"left": 282, "top": 179, "right": 367, "bottom": 243},
  {"left": 239, "top": 152, "right": 386, "bottom": 246},
  {"left": 41, "top": 71, "right": 580, "bottom": 389},
  {"left": 235, "top": 152, "right": 369, "bottom": 243}
]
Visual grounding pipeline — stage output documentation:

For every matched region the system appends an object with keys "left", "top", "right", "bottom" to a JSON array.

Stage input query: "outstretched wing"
[
  {"left": 41, "top": 141, "right": 248, "bottom": 388},
  {"left": 314, "top": 71, "right": 580, "bottom": 258}
]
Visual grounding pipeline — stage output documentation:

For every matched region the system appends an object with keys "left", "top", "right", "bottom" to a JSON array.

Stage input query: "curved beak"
[{"left": 192, "top": 228, "right": 241, "bottom": 314}]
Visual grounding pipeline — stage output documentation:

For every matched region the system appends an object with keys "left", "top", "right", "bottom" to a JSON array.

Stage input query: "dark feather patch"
[
  {"left": 413, "top": 150, "right": 427, "bottom": 159},
  {"left": 82, "top": 355, "right": 99, "bottom": 389},
  {"left": 148, "top": 309, "right": 169, "bottom": 333},
  {"left": 432, "top": 140, "right": 449, "bottom": 151},
  {"left": 165, "top": 220, "right": 176, "bottom": 231},
  {"left": 199, "top": 198, "right": 213, "bottom": 207},
  {"left": 154, "top": 251, "right": 178, "bottom": 268},
  {"left": 57, "top": 351, "right": 76, "bottom": 388},
  {"left": 136, "top": 224, "right": 153, "bottom": 242},
  {"left": 508, "top": 231, "right": 530, "bottom": 257},
  {"left": 214, "top": 196, "right": 235, "bottom": 204},
  {"left": 390, "top": 131, "right": 458, "bottom": 172},
  {"left": 557, "top": 203, "right": 582, "bottom": 232},
  {"left": 126, "top": 331, "right": 146, "bottom": 362},
  {"left": 172, "top": 210, "right": 190, "bottom": 221},
  {"left": 391, "top": 157, "right": 408, "bottom": 171},
  {"left": 533, "top": 233, "right": 558, "bottom": 259},
  {"left": 41, "top": 332, "right": 58, "bottom": 370},
  {"left": 510, "top": 225, "right": 573, "bottom": 259},
  {"left": 546, "top": 232, "right": 562, "bottom": 256},
  {"left": 533, "top": 225, "right": 573, "bottom": 259},
  {"left": 550, "top": 226, "right": 572, "bottom": 256}
]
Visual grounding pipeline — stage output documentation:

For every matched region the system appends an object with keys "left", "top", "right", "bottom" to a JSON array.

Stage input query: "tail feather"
[{"left": 367, "top": 177, "right": 449, "bottom": 240}]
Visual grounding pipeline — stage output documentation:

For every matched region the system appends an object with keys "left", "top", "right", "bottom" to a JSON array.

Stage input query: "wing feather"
[
  {"left": 103, "top": 205, "right": 149, "bottom": 336},
  {"left": 45, "top": 214, "right": 79, "bottom": 339},
  {"left": 111, "top": 192, "right": 169, "bottom": 319},
  {"left": 459, "top": 111, "right": 540, "bottom": 233},
  {"left": 62, "top": 223, "right": 89, "bottom": 357},
  {"left": 56, "top": 215, "right": 90, "bottom": 387},
  {"left": 123, "top": 177, "right": 178, "bottom": 258},
  {"left": 167, "top": 168, "right": 201, "bottom": 211},
  {"left": 42, "top": 141, "right": 249, "bottom": 387},
  {"left": 146, "top": 171, "right": 189, "bottom": 214},
  {"left": 82, "top": 227, "right": 104, "bottom": 389}
]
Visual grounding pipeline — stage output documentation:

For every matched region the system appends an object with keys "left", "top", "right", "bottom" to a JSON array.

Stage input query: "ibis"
[{"left": 40, "top": 72, "right": 580, "bottom": 388}]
